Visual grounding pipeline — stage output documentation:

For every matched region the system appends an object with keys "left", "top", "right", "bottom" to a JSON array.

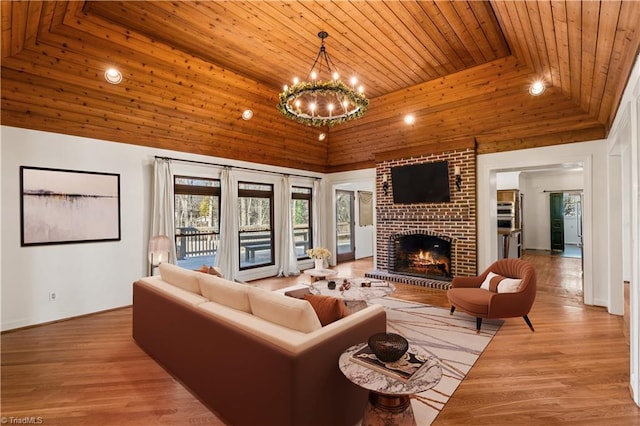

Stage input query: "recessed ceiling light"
[
  {"left": 318, "top": 133, "right": 326, "bottom": 141},
  {"left": 242, "top": 109, "right": 253, "bottom": 120},
  {"left": 529, "top": 81, "right": 545, "bottom": 96},
  {"left": 104, "top": 68, "right": 122, "bottom": 84},
  {"left": 404, "top": 114, "right": 415, "bottom": 125}
]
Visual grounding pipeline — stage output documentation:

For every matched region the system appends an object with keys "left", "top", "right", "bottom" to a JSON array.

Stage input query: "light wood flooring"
[{"left": 2, "top": 252, "right": 638, "bottom": 425}]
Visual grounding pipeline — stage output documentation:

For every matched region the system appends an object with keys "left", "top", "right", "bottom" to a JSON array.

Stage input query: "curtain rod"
[
  {"left": 154, "top": 155, "right": 320, "bottom": 180},
  {"left": 542, "top": 189, "right": 583, "bottom": 193}
]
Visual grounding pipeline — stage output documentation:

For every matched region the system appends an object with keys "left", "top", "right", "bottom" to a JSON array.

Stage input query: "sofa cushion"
[
  {"left": 303, "top": 294, "right": 349, "bottom": 326},
  {"left": 198, "top": 274, "right": 251, "bottom": 313},
  {"left": 447, "top": 288, "right": 492, "bottom": 315},
  {"left": 248, "top": 287, "right": 321, "bottom": 333},
  {"left": 480, "top": 271, "right": 523, "bottom": 293},
  {"left": 137, "top": 277, "right": 208, "bottom": 307},
  {"left": 159, "top": 262, "right": 201, "bottom": 294}
]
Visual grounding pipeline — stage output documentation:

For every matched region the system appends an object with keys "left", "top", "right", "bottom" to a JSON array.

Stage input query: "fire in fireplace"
[{"left": 389, "top": 233, "right": 452, "bottom": 281}]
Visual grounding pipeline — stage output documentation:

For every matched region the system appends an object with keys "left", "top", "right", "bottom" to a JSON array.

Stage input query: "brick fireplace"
[{"left": 366, "top": 140, "right": 477, "bottom": 290}]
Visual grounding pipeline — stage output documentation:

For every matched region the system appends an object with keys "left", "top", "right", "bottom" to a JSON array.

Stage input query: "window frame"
[
  {"left": 291, "top": 186, "right": 313, "bottom": 260},
  {"left": 173, "top": 176, "right": 221, "bottom": 266},
  {"left": 237, "top": 181, "right": 275, "bottom": 270}
]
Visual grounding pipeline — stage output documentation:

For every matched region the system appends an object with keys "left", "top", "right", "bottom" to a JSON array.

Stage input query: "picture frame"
[{"left": 20, "top": 166, "right": 121, "bottom": 246}]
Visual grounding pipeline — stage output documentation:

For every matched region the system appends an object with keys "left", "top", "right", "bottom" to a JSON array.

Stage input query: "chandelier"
[{"left": 277, "top": 31, "right": 369, "bottom": 127}]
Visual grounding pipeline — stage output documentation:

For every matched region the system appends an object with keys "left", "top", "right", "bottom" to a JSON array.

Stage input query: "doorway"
[
  {"left": 549, "top": 191, "right": 583, "bottom": 259},
  {"left": 335, "top": 190, "right": 355, "bottom": 262}
]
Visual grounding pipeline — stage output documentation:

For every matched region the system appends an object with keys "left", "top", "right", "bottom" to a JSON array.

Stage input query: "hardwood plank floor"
[{"left": 1, "top": 252, "right": 638, "bottom": 425}]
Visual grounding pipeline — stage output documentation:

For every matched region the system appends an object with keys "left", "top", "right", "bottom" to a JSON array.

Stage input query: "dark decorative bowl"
[{"left": 367, "top": 332, "right": 409, "bottom": 363}]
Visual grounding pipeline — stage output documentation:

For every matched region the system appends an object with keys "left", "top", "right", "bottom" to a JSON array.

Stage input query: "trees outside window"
[
  {"left": 292, "top": 186, "right": 312, "bottom": 259},
  {"left": 174, "top": 176, "right": 220, "bottom": 268},
  {"left": 238, "top": 182, "right": 274, "bottom": 269}
]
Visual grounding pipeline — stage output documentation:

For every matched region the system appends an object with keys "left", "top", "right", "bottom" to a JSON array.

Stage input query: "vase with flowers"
[{"left": 306, "top": 247, "right": 331, "bottom": 270}]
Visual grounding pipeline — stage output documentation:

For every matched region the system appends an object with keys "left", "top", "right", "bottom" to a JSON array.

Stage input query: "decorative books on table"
[{"left": 351, "top": 344, "right": 428, "bottom": 382}]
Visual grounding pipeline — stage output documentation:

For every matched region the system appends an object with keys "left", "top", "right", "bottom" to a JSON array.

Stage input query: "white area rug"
[
  {"left": 275, "top": 286, "right": 501, "bottom": 425},
  {"left": 371, "top": 297, "right": 502, "bottom": 425}
]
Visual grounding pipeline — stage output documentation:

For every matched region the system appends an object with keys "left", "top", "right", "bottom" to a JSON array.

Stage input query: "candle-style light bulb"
[
  {"left": 293, "top": 77, "right": 299, "bottom": 85},
  {"left": 332, "top": 72, "right": 339, "bottom": 81}
]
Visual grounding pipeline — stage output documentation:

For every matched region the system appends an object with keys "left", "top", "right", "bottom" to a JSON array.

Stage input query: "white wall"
[
  {"left": 0, "top": 126, "right": 323, "bottom": 330},
  {"left": 496, "top": 171, "right": 520, "bottom": 189},
  {"left": 1, "top": 128, "right": 148, "bottom": 331},
  {"left": 607, "top": 53, "right": 640, "bottom": 406}
]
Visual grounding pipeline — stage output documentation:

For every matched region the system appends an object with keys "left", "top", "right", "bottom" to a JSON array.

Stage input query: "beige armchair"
[{"left": 447, "top": 258, "right": 536, "bottom": 333}]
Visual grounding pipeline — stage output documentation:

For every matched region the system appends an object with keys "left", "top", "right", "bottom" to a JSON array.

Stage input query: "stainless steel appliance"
[{"left": 497, "top": 201, "right": 515, "bottom": 229}]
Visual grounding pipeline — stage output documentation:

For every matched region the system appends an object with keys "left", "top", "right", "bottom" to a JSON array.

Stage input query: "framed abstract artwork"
[{"left": 20, "top": 166, "right": 121, "bottom": 246}]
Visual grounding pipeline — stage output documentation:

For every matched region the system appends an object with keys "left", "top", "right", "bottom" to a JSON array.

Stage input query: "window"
[
  {"left": 292, "top": 186, "right": 313, "bottom": 259},
  {"left": 563, "top": 193, "right": 580, "bottom": 217},
  {"left": 174, "top": 176, "right": 220, "bottom": 269},
  {"left": 238, "top": 182, "right": 274, "bottom": 269}
]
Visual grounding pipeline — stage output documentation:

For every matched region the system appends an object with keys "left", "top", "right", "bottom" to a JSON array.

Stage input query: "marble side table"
[{"left": 339, "top": 343, "right": 442, "bottom": 426}]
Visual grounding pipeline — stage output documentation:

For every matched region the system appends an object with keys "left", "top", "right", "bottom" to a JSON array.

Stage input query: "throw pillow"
[
  {"left": 248, "top": 287, "right": 321, "bottom": 333},
  {"left": 196, "top": 265, "right": 224, "bottom": 277},
  {"left": 208, "top": 266, "right": 223, "bottom": 277},
  {"left": 303, "top": 294, "right": 349, "bottom": 326},
  {"left": 480, "top": 271, "right": 523, "bottom": 293}
]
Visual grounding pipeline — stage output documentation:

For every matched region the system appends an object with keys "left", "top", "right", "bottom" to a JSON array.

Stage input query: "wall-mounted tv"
[{"left": 391, "top": 161, "right": 451, "bottom": 203}]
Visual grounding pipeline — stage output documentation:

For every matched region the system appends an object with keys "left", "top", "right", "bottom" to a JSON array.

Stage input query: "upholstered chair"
[{"left": 447, "top": 258, "right": 536, "bottom": 333}]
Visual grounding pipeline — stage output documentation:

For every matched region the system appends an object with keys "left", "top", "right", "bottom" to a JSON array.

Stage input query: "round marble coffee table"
[
  {"left": 309, "top": 278, "right": 395, "bottom": 301},
  {"left": 339, "top": 343, "right": 442, "bottom": 426}
]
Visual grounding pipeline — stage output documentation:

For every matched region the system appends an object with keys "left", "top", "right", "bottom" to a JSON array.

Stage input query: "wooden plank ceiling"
[{"left": 2, "top": 1, "right": 639, "bottom": 173}]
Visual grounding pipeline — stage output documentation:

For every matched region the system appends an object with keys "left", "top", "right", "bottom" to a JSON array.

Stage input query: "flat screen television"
[{"left": 391, "top": 161, "right": 451, "bottom": 203}]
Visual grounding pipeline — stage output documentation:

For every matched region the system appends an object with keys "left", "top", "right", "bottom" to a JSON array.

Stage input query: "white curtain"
[
  {"left": 312, "top": 179, "right": 328, "bottom": 267},
  {"left": 277, "top": 176, "right": 300, "bottom": 277},
  {"left": 150, "top": 158, "right": 177, "bottom": 264},
  {"left": 217, "top": 167, "right": 238, "bottom": 280}
]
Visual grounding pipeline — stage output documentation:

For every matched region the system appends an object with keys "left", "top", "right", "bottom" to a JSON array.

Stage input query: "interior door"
[
  {"left": 550, "top": 192, "right": 564, "bottom": 252},
  {"left": 336, "top": 190, "right": 355, "bottom": 262}
]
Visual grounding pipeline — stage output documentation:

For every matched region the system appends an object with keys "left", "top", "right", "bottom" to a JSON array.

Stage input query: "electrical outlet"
[{"left": 49, "top": 292, "right": 56, "bottom": 301}]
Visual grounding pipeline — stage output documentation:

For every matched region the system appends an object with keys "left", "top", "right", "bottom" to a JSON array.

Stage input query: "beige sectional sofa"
[{"left": 132, "top": 263, "right": 387, "bottom": 426}]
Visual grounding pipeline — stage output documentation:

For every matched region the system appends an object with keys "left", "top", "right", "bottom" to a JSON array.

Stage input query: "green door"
[{"left": 550, "top": 192, "right": 564, "bottom": 251}]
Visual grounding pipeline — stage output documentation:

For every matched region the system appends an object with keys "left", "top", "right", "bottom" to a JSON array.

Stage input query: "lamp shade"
[{"left": 148, "top": 235, "right": 171, "bottom": 266}]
